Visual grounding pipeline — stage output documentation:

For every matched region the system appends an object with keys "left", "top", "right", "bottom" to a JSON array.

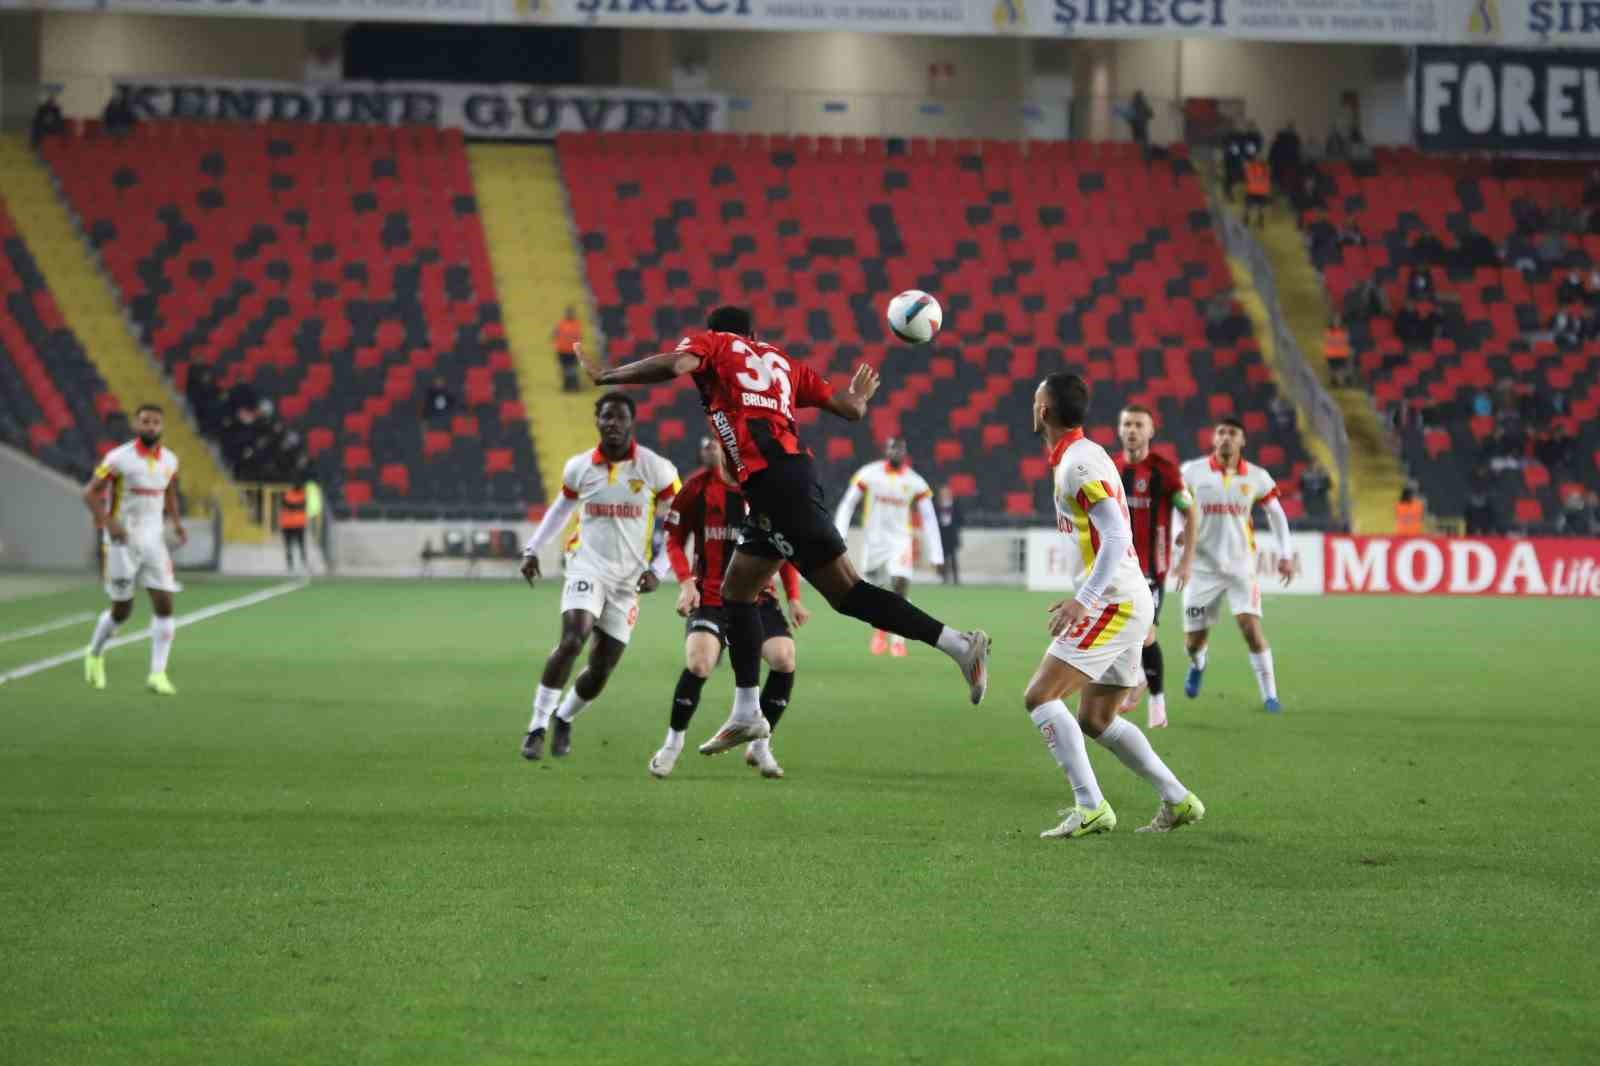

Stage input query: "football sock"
[
  {"left": 662, "top": 727, "right": 685, "bottom": 751},
  {"left": 1148, "top": 692, "right": 1166, "bottom": 720},
  {"left": 838, "top": 581, "right": 944, "bottom": 647},
  {"left": 890, "top": 634, "right": 907, "bottom": 652},
  {"left": 935, "top": 626, "right": 972, "bottom": 660},
  {"left": 1143, "top": 641, "right": 1165, "bottom": 695},
  {"left": 528, "top": 684, "right": 562, "bottom": 732},
  {"left": 1095, "top": 718, "right": 1188, "bottom": 804},
  {"left": 556, "top": 687, "right": 590, "bottom": 723},
  {"left": 731, "top": 684, "right": 762, "bottom": 724},
  {"left": 88, "top": 610, "right": 118, "bottom": 655},
  {"left": 1249, "top": 649, "right": 1278, "bottom": 702},
  {"left": 760, "top": 670, "right": 794, "bottom": 732},
  {"left": 1029, "top": 700, "right": 1104, "bottom": 810},
  {"left": 670, "top": 669, "right": 707, "bottom": 731},
  {"left": 748, "top": 737, "right": 771, "bottom": 758},
  {"left": 149, "top": 615, "right": 175, "bottom": 674},
  {"left": 725, "top": 601, "right": 765, "bottom": 689},
  {"left": 1189, "top": 646, "right": 1208, "bottom": 671}
]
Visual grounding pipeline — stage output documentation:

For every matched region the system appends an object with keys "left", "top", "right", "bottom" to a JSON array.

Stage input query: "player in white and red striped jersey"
[
  {"left": 1176, "top": 416, "right": 1295, "bottom": 714},
  {"left": 1023, "top": 372, "right": 1204, "bottom": 840}
]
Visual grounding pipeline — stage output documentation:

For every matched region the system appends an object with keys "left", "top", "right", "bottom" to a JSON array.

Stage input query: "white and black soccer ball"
[{"left": 886, "top": 290, "right": 943, "bottom": 344}]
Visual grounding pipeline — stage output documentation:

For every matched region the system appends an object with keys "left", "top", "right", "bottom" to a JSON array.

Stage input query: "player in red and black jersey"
[
  {"left": 576, "top": 305, "right": 990, "bottom": 755},
  {"left": 1113, "top": 404, "right": 1196, "bottom": 730},
  {"left": 649, "top": 437, "right": 809, "bottom": 780}
]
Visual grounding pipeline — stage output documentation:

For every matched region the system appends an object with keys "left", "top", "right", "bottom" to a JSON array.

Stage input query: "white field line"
[
  {"left": 0, "top": 612, "right": 98, "bottom": 646},
  {"left": 0, "top": 581, "right": 307, "bottom": 687}
]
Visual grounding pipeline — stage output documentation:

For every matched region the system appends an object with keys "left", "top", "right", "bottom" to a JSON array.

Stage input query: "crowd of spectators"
[{"left": 185, "top": 367, "right": 313, "bottom": 485}]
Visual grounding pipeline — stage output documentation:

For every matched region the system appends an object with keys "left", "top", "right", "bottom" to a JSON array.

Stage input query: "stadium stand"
[
  {"left": 561, "top": 132, "right": 1317, "bottom": 521},
  {"left": 1304, "top": 148, "right": 1600, "bottom": 531},
  {"left": 39, "top": 122, "right": 543, "bottom": 519},
  {"left": 0, "top": 197, "right": 121, "bottom": 478}
]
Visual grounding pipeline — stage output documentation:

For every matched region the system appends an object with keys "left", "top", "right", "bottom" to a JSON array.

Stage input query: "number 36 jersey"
[{"left": 679, "top": 329, "right": 835, "bottom": 483}]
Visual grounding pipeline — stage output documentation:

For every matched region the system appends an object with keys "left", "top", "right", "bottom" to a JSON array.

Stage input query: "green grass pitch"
[{"left": 2, "top": 577, "right": 1597, "bottom": 1065}]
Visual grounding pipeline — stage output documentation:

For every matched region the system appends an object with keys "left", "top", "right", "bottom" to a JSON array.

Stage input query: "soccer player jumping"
[
  {"left": 575, "top": 306, "right": 991, "bottom": 755},
  {"left": 1024, "top": 373, "right": 1204, "bottom": 839},
  {"left": 1112, "top": 405, "right": 1196, "bottom": 729},
  {"left": 1177, "top": 417, "right": 1295, "bottom": 713}
]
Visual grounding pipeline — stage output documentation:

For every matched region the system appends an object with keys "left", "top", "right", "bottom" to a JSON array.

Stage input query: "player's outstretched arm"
[
  {"left": 821, "top": 364, "right": 880, "bottom": 421},
  {"left": 576, "top": 342, "right": 698, "bottom": 387}
]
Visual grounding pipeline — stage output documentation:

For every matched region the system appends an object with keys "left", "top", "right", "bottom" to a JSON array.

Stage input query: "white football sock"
[
  {"left": 1029, "top": 700, "right": 1104, "bottom": 810},
  {"left": 1189, "top": 646, "right": 1208, "bottom": 670},
  {"left": 556, "top": 688, "right": 590, "bottom": 723},
  {"left": 1249, "top": 649, "right": 1278, "bottom": 701},
  {"left": 149, "top": 616, "right": 175, "bottom": 674},
  {"left": 934, "top": 626, "right": 970, "bottom": 661},
  {"left": 890, "top": 634, "right": 907, "bottom": 651},
  {"left": 1095, "top": 718, "right": 1188, "bottom": 804},
  {"left": 1148, "top": 692, "right": 1166, "bottom": 717},
  {"left": 663, "top": 728, "right": 685, "bottom": 750},
  {"left": 748, "top": 737, "right": 771, "bottom": 758},
  {"left": 728, "top": 685, "right": 762, "bottom": 723},
  {"left": 527, "top": 684, "right": 561, "bottom": 732},
  {"left": 88, "top": 610, "right": 119, "bottom": 655}
]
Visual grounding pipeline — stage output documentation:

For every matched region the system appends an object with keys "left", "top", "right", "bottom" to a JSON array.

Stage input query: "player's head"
[
  {"left": 134, "top": 403, "right": 164, "bottom": 447},
  {"left": 594, "top": 391, "right": 636, "bottom": 454},
  {"left": 698, "top": 435, "right": 719, "bottom": 470},
  {"left": 706, "top": 305, "right": 754, "bottom": 338},
  {"left": 1033, "top": 372, "right": 1089, "bottom": 435},
  {"left": 1118, "top": 404, "right": 1155, "bottom": 455},
  {"left": 884, "top": 437, "right": 907, "bottom": 466},
  {"left": 1212, "top": 416, "right": 1246, "bottom": 461}
]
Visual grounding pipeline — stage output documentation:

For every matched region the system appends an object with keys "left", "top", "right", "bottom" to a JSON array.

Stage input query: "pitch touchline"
[
  {"left": 0, "top": 611, "right": 99, "bottom": 646},
  {"left": 0, "top": 581, "right": 307, "bottom": 687}
]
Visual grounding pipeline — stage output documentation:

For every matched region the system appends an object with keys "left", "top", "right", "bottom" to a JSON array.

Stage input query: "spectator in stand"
[
  {"left": 1408, "top": 230, "right": 1447, "bottom": 266},
  {"left": 1269, "top": 392, "right": 1296, "bottom": 432},
  {"left": 1323, "top": 313, "right": 1353, "bottom": 386},
  {"left": 1550, "top": 306, "right": 1585, "bottom": 350},
  {"left": 1243, "top": 155, "right": 1271, "bottom": 228},
  {"left": 1394, "top": 485, "right": 1425, "bottom": 535},
  {"left": 102, "top": 92, "right": 137, "bottom": 138},
  {"left": 185, "top": 365, "right": 224, "bottom": 435},
  {"left": 1464, "top": 473, "right": 1497, "bottom": 536},
  {"left": 1555, "top": 490, "right": 1595, "bottom": 536},
  {"left": 1395, "top": 299, "right": 1439, "bottom": 350},
  {"left": 1472, "top": 388, "right": 1493, "bottom": 419},
  {"left": 1558, "top": 269, "right": 1587, "bottom": 305},
  {"left": 935, "top": 485, "right": 963, "bottom": 586},
  {"left": 1292, "top": 172, "right": 1327, "bottom": 216},
  {"left": 1454, "top": 228, "right": 1500, "bottom": 271},
  {"left": 1339, "top": 216, "right": 1367, "bottom": 248},
  {"left": 1537, "top": 423, "right": 1577, "bottom": 473},
  {"left": 1223, "top": 122, "right": 1263, "bottom": 202},
  {"left": 1587, "top": 269, "right": 1600, "bottom": 306},
  {"left": 1485, "top": 424, "right": 1524, "bottom": 473},
  {"left": 553, "top": 305, "right": 584, "bottom": 393},
  {"left": 1407, "top": 264, "right": 1436, "bottom": 302},
  {"left": 1343, "top": 278, "right": 1388, "bottom": 324},
  {"left": 1300, "top": 460, "right": 1331, "bottom": 523},
  {"left": 422, "top": 376, "right": 455, "bottom": 420},
  {"left": 1268, "top": 121, "right": 1302, "bottom": 193},
  {"left": 30, "top": 97, "right": 64, "bottom": 149},
  {"left": 1123, "top": 91, "right": 1154, "bottom": 154}
]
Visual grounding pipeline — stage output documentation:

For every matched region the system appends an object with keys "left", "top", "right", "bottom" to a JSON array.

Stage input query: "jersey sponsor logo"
[
  {"left": 1127, "top": 495, "right": 1151, "bottom": 509},
  {"left": 709, "top": 411, "right": 744, "bottom": 474},
  {"left": 1201, "top": 502, "right": 1250, "bottom": 517},
  {"left": 585, "top": 502, "right": 646, "bottom": 519},
  {"left": 566, "top": 578, "right": 594, "bottom": 594},
  {"left": 130, "top": 488, "right": 164, "bottom": 497},
  {"left": 704, "top": 525, "right": 739, "bottom": 541}
]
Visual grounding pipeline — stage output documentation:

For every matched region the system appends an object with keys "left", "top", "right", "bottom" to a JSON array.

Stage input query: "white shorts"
[
  {"left": 103, "top": 534, "right": 181, "bottom": 600},
  {"left": 863, "top": 538, "right": 915, "bottom": 582},
  {"left": 1182, "top": 568, "right": 1262, "bottom": 632},
  {"left": 1045, "top": 586, "right": 1154, "bottom": 689},
  {"left": 559, "top": 569, "right": 640, "bottom": 644}
]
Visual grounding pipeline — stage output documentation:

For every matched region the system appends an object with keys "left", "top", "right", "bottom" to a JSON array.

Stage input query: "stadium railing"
[{"left": 1216, "top": 206, "right": 1353, "bottom": 526}]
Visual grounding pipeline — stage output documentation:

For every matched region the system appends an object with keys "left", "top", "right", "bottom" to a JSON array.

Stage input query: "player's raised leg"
[
  {"left": 1237, "top": 613, "right": 1282, "bottom": 713},
  {"left": 651, "top": 625, "right": 719, "bottom": 777},
  {"left": 525, "top": 608, "right": 594, "bottom": 760}
]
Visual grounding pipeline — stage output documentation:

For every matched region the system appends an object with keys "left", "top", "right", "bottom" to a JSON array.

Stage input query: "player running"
[
  {"left": 81, "top": 404, "right": 187, "bottom": 695},
  {"left": 833, "top": 438, "right": 943, "bottom": 657},
  {"left": 1023, "top": 373, "right": 1204, "bottom": 839},
  {"left": 1112, "top": 405, "right": 1196, "bottom": 729},
  {"left": 1177, "top": 416, "right": 1294, "bottom": 713},
  {"left": 649, "top": 437, "right": 810, "bottom": 780},
  {"left": 574, "top": 305, "right": 990, "bottom": 756},
  {"left": 518, "top": 392, "right": 679, "bottom": 759}
]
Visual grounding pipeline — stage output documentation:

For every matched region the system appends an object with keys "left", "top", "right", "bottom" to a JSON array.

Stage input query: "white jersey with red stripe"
[
  {"left": 560, "top": 443, "right": 680, "bottom": 586},
  {"left": 1052, "top": 429, "right": 1146, "bottom": 608},
  {"left": 849, "top": 460, "right": 931, "bottom": 569},
  {"left": 1180, "top": 454, "right": 1279, "bottom": 578},
  {"left": 95, "top": 439, "right": 179, "bottom": 542}
]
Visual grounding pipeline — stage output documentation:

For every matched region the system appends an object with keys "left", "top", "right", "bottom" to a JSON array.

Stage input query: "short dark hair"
[
  {"left": 135, "top": 403, "right": 163, "bottom": 416},
  {"left": 1216, "top": 416, "right": 1246, "bottom": 433},
  {"left": 707, "top": 305, "right": 753, "bottom": 336},
  {"left": 1120, "top": 403, "right": 1154, "bottom": 421},
  {"left": 595, "top": 391, "right": 635, "bottom": 418},
  {"left": 1041, "top": 372, "right": 1089, "bottom": 428}
]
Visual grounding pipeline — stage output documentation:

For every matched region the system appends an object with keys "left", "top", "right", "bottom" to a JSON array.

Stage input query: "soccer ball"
[{"left": 886, "top": 290, "right": 943, "bottom": 344}]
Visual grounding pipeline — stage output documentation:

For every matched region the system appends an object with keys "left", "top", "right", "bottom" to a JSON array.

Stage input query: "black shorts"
[
  {"left": 685, "top": 600, "right": 792, "bottom": 646},
  {"left": 736, "top": 454, "right": 849, "bottom": 575},
  {"left": 1148, "top": 580, "right": 1165, "bottom": 625}
]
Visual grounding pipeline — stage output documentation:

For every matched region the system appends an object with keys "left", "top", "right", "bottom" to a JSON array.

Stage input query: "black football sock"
[
  {"left": 838, "top": 580, "right": 944, "bottom": 646},
  {"left": 670, "top": 669, "right": 708, "bottom": 732},
  {"left": 1144, "top": 641, "right": 1165, "bottom": 696},
  {"left": 725, "top": 601, "right": 764, "bottom": 690},
  {"left": 760, "top": 670, "right": 795, "bottom": 732}
]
